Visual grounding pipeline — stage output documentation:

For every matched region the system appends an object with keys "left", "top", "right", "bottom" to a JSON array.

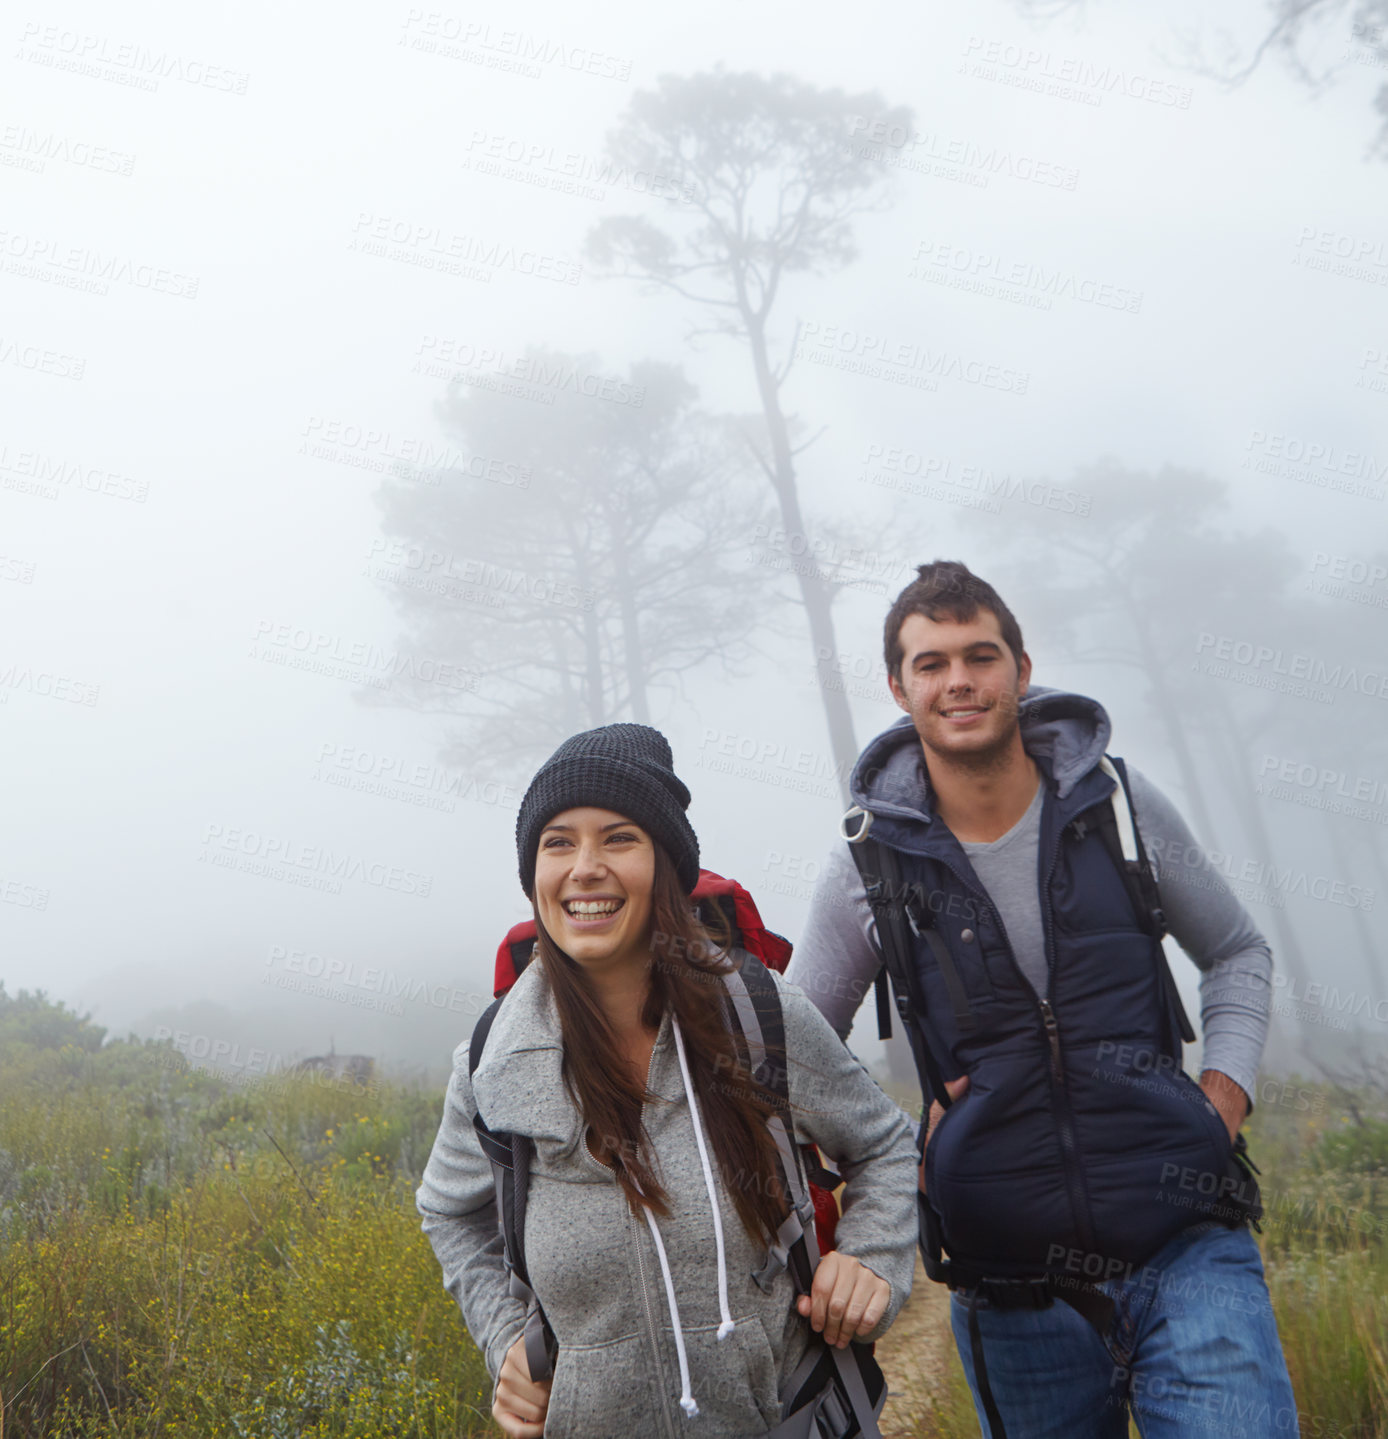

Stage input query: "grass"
[
  {"left": 1254, "top": 1078, "right": 1388, "bottom": 1437},
  {"left": 3, "top": 988, "right": 1387, "bottom": 1436},
  {"left": 0, "top": 987, "right": 491, "bottom": 1438}
]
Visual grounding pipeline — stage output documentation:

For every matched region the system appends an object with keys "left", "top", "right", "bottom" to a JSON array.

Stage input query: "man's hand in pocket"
[{"left": 920, "top": 1075, "right": 970, "bottom": 1197}]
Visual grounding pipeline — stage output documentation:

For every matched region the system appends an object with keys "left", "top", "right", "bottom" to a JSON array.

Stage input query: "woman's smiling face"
[{"left": 533, "top": 807, "right": 656, "bottom": 972}]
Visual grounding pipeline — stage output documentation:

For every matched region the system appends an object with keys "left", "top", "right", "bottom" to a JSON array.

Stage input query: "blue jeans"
[{"left": 949, "top": 1222, "right": 1297, "bottom": 1438}]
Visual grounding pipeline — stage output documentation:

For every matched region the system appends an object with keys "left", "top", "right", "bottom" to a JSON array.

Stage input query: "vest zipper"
[
  {"left": 1038, "top": 833, "right": 1099, "bottom": 1256},
  {"left": 1038, "top": 993, "right": 1094, "bottom": 1250},
  {"left": 930, "top": 842, "right": 1099, "bottom": 1256},
  {"left": 1039, "top": 998, "right": 1064, "bottom": 1084}
]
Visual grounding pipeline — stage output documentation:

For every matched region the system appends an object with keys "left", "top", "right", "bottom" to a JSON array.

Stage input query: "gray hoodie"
[{"left": 416, "top": 958, "right": 918, "bottom": 1439}]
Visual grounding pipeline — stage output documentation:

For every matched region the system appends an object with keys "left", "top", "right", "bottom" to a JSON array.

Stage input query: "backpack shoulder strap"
[
  {"left": 721, "top": 953, "right": 888, "bottom": 1439},
  {"left": 840, "top": 809, "right": 965, "bottom": 1292},
  {"left": 468, "top": 999, "right": 556, "bottom": 1383},
  {"left": 1092, "top": 757, "right": 1196, "bottom": 1048},
  {"left": 721, "top": 953, "right": 846, "bottom": 1276},
  {"left": 467, "top": 996, "right": 503, "bottom": 1082},
  {"left": 719, "top": 951, "right": 806, "bottom": 1201},
  {"left": 1095, "top": 756, "right": 1166, "bottom": 938},
  {"left": 840, "top": 808, "right": 965, "bottom": 1105}
]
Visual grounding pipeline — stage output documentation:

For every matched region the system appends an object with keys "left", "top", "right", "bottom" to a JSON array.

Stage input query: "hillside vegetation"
[{"left": 2, "top": 987, "right": 1386, "bottom": 1436}]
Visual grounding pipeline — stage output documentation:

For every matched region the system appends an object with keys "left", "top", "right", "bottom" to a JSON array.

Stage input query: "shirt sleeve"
[
  {"left": 773, "top": 971, "right": 918, "bottom": 1341},
  {"left": 783, "top": 841, "right": 883, "bottom": 1042},
  {"left": 415, "top": 1043, "right": 528, "bottom": 1390},
  {"left": 1125, "top": 767, "right": 1271, "bottom": 1106}
]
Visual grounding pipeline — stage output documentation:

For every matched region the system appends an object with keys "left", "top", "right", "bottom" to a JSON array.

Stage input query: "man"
[{"left": 786, "top": 560, "right": 1296, "bottom": 1437}]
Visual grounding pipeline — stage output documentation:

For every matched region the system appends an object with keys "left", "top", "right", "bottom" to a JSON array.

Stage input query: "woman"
[{"left": 417, "top": 724, "right": 918, "bottom": 1437}]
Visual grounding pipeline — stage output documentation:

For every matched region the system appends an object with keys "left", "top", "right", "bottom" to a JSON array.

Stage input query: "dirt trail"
[{"left": 875, "top": 1256, "right": 959, "bottom": 1436}]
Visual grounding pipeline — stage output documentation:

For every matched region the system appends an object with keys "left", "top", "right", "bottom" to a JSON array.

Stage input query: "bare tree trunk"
[
  {"left": 581, "top": 609, "right": 606, "bottom": 725},
  {"left": 1139, "top": 677, "right": 1221, "bottom": 845},
  {"left": 1205, "top": 690, "right": 1311, "bottom": 991},
  {"left": 1321, "top": 807, "right": 1384, "bottom": 1005},
  {"left": 743, "top": 312, "right": 859, "bottom": 800},
  {"left": 1365, "top": 830, "right": 1388, "bottom": 909},
  {"left": 561, "top": 515, "right": 608, "bottom": 726},
  {"left": 551, "top": 622, "right": 583, "bottom": 734},
  {"left": 1124, "top": 600, "right": 1221, "bottom": 845},
  {"left": 614, "top": 538, "right": 651, "bottom": 723}
]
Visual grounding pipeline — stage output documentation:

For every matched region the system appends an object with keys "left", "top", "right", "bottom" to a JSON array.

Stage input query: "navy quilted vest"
[{"left": 871, "top": 754, "right": 1236, "bottom": 1277}]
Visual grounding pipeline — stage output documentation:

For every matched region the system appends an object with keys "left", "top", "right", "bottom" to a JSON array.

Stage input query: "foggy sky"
[{"left": 3, "top": 0, "right": 1384, "bottom": 1079}]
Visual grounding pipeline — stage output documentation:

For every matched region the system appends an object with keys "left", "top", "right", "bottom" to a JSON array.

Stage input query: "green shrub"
[{"left": 0, "top": 991, "right": 491, "bottom": 1437}]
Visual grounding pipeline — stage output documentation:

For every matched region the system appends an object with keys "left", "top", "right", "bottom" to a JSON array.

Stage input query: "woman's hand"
[
  {"left": 796, "top": 1251, "right": 891, "bottom": 1348},
  {"left": 492, "top": 1334, "right": 552, "bottom": 1438}
]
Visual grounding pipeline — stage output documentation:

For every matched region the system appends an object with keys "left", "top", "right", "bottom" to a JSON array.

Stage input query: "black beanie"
[{"left": 516, "top": 723, "right": 700, "bottom": 897}]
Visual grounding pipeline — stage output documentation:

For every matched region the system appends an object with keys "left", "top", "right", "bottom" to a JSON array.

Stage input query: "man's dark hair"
[{"left": 883, "top": 560, "right": 1026, "bottom": 681}]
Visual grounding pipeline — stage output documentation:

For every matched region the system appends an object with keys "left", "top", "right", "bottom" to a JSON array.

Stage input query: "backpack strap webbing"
[
  {"left": 840, "top": 808, "right": 961, "bottom": 1111},
  {"left": 840, "top": 812, "right": 959, "bottom": 1296},
  {"left": 1092, "top": 756, "right": 1196, "bottom": 1051},
  {"left": 468, "top": 999, "right": 556, "bottom": 1384},
  {"left": 724, "top": 953, "right": 887, "bottom": 1439}
]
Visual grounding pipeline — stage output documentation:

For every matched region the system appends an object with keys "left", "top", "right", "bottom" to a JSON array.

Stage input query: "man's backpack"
[{"left": 472, "top": 883, "right": 887, "bottom": 1437}]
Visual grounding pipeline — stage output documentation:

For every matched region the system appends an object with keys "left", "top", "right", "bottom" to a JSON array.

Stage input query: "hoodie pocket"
[
  {"left": 541, "top": 1319, "right": 784, "bottom": 1437},
  {"left": 540, "top": 1334, "right": 660, "bottom": 1439},
  {"left": 677, "top": 1318, "right": 783, "bottom": 1435}
]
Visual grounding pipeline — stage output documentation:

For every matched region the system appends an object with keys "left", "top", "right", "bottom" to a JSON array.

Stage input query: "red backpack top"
[
  {"left": 493, "top": 868, "right": 793, "bottom": 995},
  {"left": 491, "top": 868, "right": 839, "bottom": 1252}
]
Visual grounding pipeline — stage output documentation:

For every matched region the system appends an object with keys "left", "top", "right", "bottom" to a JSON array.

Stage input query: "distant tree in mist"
[
  {"left": 961, "top": 460, "right": 1344, "bottom": 990},
  {"left": 1257, "top": 548, "right": 1388, "bottom": 1003},
  {"left": 0, "top": 983, "right": 105, "bottom": 1051},
  {"left": 365, "top": 352, "right": 776, "bottom": 774},
  {"left": 962, "top": 465, "right": 1269, "bottom": 824},
  {"left": 586, "top": 69, "right": 913, "bottom": 794},
  {"left": 1017, "top": 0, "right": 1388, "bottom": 155}
]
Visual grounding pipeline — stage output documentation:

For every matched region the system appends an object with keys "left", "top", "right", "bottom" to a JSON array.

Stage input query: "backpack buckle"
[
  {"left": 1023, "top": 1277, "right": 1053, "bottom": 1309},
  {"left": 903, "top": 885, "right": 928, "bottom": 939},
  {"left": 978, "top": 1275, "right": 1054, "bottom": 1311}
]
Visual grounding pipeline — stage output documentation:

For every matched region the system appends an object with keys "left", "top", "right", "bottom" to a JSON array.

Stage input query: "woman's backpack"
[{"left": 491, "top": 868, "right": 843, "bottom": 1255}]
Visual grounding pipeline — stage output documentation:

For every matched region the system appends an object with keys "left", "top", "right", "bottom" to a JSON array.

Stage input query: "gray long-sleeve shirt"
[{"left": 786, "top": 764, "right": 1271, "bottom": 1105}]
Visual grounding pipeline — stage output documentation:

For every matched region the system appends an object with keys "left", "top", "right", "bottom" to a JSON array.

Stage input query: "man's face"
[{"left": 887, "top": 609, "right": 1031, "bottom": 764}]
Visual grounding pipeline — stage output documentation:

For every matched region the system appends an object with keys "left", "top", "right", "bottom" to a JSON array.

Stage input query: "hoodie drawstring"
[
  {"left": 670, "top": 1015, "right": 737, "bottom": 1341},
  {"left": 642, "top": 1206, "right": 700, "bottom": 1417},
  {"left": 637, "top": 1015, "right": 737, "bottom": 1422}
]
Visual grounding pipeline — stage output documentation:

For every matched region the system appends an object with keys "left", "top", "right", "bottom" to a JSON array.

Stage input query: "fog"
[{"left": 3, "top": 0, "right": 1384, "bottom": 1087}]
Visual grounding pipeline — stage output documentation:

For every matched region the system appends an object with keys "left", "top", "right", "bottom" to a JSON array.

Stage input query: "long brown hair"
[{"left": 534, "top": 844, "right": 790, "bottom": 1243}]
